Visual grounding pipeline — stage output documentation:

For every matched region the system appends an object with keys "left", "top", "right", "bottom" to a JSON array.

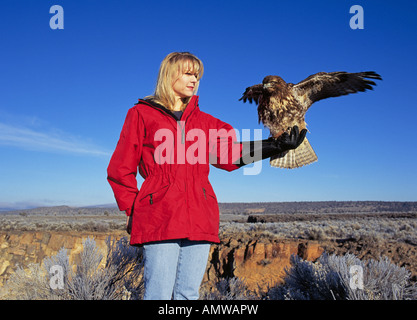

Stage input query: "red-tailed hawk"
[{"left": 239, "top": 71, "right": 382, "bottom": 169}]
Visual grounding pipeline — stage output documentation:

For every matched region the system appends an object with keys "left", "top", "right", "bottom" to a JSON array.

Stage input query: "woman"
[{"left": 107, "top": 52, "right": 305, "bottom": 300}]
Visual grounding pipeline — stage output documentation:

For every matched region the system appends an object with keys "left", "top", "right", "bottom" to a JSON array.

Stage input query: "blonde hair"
[{"left": 145, "top": 52, "right": 204, "bottom": 110}]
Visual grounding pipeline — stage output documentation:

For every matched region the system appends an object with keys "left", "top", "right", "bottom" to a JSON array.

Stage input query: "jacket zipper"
[
  {"left": 149, "top": 194, "right": 153, "bottom": 205},
  {"left": 139, "top": 99, "right": 196, "bottom": 145},
  {"left": 178, "top": 121, "right": 186, "bottom": 144},
  {"left": 203, "top": 188, "right": 207, "bottom": 199}
]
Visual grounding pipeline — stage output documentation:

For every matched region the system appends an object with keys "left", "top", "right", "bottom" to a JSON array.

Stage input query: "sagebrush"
[
  {"left": 266, "top": 253, "right": 417, "bottom": 300},
  {"left": 3, "top": 236, "right": 144, "bottom": 300}
]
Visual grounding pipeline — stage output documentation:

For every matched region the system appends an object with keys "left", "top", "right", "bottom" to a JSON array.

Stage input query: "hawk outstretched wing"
[{"left": 292, "top": 71, "right": 382, "bottom": 109}]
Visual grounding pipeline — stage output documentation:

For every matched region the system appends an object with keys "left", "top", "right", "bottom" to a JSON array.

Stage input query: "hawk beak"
[{"left": 263, "top": 83, "right": 271, "bottom": 89}]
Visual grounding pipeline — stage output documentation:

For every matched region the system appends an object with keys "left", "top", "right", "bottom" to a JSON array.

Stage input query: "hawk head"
[{"left": 262, "top": 75, "right": 286, "bottom": 94}]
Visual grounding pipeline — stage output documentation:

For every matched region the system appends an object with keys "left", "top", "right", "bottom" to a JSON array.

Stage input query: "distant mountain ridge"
[
  {"left": 1, "top": 201, "right": 416, "bottom": 215},
  {"left": 218, "top": 201, "right": 417, "bottom": 214},
  {"left": 0, "top": 204, "right": 118, "bottom": 215}
]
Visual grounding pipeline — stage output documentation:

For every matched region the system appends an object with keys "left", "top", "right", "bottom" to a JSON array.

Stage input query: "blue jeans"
[{"left": 142, "top": 239, "right": 211, "bottom": 300}]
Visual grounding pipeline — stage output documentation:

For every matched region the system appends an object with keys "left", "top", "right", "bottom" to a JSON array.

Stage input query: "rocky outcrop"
[
  {"left": 0, "top": 231, "right": 324, "bottom": 294},
  {"left": 204, "top": 236, "right": 323, "bottom": 292},
  {"left": 0, "top": 231, "right": 126, "bottom": 287}
]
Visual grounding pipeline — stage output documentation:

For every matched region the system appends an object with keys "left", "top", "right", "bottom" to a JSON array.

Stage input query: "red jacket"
[{"left": 107, "top": 96, "right": 242, "bottom": 245}]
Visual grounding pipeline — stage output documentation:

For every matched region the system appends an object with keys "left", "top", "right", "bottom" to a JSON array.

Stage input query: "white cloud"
[{"left": 0, "top": 122, "right": 110, "bottom": 157}]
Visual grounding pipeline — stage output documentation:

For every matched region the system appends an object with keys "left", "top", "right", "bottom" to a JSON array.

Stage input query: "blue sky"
[{"left": 0, "top": 0, "right": 416, "bottom": 209}]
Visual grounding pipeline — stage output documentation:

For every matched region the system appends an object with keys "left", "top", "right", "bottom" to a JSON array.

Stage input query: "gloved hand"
[
  {"left": 235, "top": 126, "right": 307, "bottom": 167},
  {"left": 275, "top": 126, "right": 307, "bottom": 151}
]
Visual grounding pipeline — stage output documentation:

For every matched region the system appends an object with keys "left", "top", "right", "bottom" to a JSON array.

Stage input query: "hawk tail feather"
[{"left": 269, "top": 138, "right": 318, "bottom": 169}]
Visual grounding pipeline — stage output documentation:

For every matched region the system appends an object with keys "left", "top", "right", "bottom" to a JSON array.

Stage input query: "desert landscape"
[{"left": 0, "top": 201, "right": 416, "bottom": 299}]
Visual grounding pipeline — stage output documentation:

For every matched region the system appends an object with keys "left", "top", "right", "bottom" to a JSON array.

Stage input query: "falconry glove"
[{"left": 236, "top": 126, "right": 307, "bottom": 167}]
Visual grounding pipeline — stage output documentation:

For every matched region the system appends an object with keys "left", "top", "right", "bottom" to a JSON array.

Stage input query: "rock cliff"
[
  {"left": 0, "top": 230, "right": 323, "bottom": 294},
  {"left": 205, "top": 235, "right": 323, "bottom": 292},
  {"left": 0, "top": 231, "right": 125, "bottom": 287}
]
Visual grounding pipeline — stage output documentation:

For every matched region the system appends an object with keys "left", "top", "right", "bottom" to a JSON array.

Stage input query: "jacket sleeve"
[
  {"left": 107, "top": 107, "right": 143, "bottom": 216},
  {"left": 209, "top": 118, "right": 243, "bottom": 172}
]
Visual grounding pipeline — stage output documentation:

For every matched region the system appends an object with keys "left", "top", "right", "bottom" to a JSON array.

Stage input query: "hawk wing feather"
[
  {"left": 292, "top": 71, "right": 382, "bottom": 109},
  {"left": 238, "top": 84, "right": 263, "bottom": 104}
]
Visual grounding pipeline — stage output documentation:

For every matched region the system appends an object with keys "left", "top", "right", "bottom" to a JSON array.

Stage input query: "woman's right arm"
[{"left": 107, "top": 107, "right": 143, "bottom": 216}]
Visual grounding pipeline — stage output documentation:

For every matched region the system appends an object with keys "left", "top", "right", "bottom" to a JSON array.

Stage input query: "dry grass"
[
  {"left": 220, "top": 215, "right": 417, "bottom": 244},
  {"left": 1, "top": 203, "right": 416, "bottom": 246},
  {"left": 0, "top": 214, "right": 125, "bottom": 232}
]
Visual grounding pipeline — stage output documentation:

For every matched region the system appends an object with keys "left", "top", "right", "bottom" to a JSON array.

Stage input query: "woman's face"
[{"left": 172, "top": 71, "right": 197, "bottom": 99}]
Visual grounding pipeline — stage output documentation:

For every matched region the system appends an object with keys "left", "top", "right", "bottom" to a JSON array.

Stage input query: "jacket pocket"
[
  {"left": 201, "top": 183, "right": 219, "bottom": 232},
  {"left": 140, "top": 184, "right": 169, "bottom": 205},
  {"left": 202, "top": 185, "right": 217, "bottom": 201}
]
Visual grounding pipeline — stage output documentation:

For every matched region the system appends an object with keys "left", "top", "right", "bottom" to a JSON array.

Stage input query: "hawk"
[{"left": 239, "top": 71, "right": 382, "bottom": 169}]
